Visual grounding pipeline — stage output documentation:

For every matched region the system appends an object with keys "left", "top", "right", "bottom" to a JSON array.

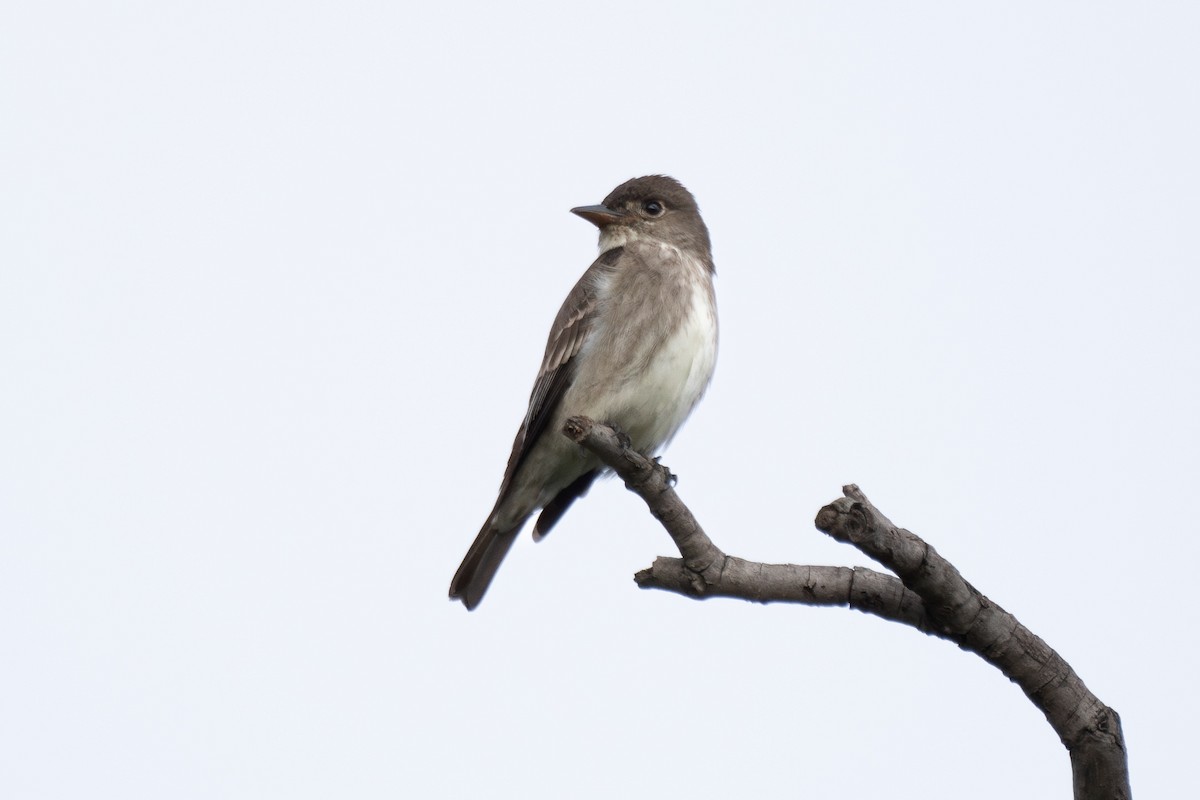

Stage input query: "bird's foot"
[
  {"left": 606, "top": 423, "right": 634, "bottom": 451},
  {"left": 652, "top": 456, "right": 678, "bottom": 487}
]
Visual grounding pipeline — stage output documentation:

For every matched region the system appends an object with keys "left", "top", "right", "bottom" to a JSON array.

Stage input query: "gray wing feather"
[{"left": 495, "top": 248, "right": 622, "bottom": 498}]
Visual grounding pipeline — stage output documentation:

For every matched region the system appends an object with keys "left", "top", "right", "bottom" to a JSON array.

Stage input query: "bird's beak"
[{"left": 570, "top": 204, "right": 628, "bottom": 228}]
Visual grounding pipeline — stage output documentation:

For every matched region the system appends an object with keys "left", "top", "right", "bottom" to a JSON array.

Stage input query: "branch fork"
[{"left": 563, "top": 416, "right": 1130, "bottom": 800}]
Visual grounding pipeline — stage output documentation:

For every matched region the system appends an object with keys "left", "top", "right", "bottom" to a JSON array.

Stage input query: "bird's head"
[{"left": 572, "top": 175, "right": 712, "bottom": 267}]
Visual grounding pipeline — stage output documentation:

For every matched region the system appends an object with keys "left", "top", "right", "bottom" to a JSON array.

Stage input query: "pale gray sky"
[{"left": 2, "top": 3, "right": 1196, "bottom": 798}]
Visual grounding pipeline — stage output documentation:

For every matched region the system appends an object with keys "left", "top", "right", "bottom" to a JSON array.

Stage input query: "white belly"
[{"left": 587, "top": 280, "right": 717, "bottom": 452}]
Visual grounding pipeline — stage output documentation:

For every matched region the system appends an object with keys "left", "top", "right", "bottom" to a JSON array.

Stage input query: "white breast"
[{"left": 593, "top": 252, "right": 718, "bottom": 452}]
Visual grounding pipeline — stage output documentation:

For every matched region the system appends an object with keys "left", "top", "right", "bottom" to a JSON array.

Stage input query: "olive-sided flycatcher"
[{"left": 450, "top": 175, "right": 718, "bottom": 609}]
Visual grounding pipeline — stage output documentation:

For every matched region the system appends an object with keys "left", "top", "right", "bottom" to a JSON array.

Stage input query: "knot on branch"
[
  {"left": 634, "top": 556, "right": 723, "bottom": 598},
  {"left": 562, "top": 415, "right": 592, "bottom": 444},
  {"left": 814, "top": 496, "right": 870, "bottom": 544}
]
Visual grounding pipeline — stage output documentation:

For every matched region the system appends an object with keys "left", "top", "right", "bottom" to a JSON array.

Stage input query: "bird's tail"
[{"left": 449, "top": 520, "right": 521, "bottom": 610}]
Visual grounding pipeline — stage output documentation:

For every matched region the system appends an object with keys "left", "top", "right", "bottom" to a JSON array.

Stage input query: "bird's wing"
[{"left": 495, "top": 247, "right": 624, "bottom": 498}]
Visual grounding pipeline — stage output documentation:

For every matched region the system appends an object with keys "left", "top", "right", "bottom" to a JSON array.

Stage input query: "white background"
[{"left": 3, "top": 3, "right": 1196, "bottom": 798}]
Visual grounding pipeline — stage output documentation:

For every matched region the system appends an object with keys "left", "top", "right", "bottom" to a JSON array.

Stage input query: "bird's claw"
[
  {"left": 652, "top": 456, "right": 678, "bottom": 487},
  {"left": 608, "top": 423, "right": 634, "bottom": 451}
]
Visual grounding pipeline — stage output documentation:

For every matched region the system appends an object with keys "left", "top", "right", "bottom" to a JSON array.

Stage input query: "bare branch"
[
  {"left": 564, "top": 416, "right": 929, "bottom": 629},
  {"left": 563, "top": 415, "right": 722, "bottom": 582},
  {"left": 636, "top": 557, "right": 931, "bottom": 629},
  {"left": 563, "top": 416, "right": 1131, "bottom": 800},
  {"left": 816, "top": 486, "right": 1130, "bottom": 800}
]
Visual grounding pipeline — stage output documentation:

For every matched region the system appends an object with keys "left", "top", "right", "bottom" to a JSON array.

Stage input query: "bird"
[{"left": 449, "top": 175, "right": 718, "bottom": 610}]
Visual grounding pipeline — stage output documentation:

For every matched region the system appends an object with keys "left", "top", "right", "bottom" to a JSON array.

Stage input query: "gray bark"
[{"left": 563, "top": 416, "right": 1131, "bottom": 800}]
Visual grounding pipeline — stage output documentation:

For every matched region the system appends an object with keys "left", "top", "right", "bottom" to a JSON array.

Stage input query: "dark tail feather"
[
  {"left": 450, "top": 521, "right": 520, "bottom": 610},
  {"left": 532, "top": 469, "right": 599, "bottom": 541}
]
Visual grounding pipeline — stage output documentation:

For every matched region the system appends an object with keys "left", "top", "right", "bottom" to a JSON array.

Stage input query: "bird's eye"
[{"left": 643, "top": 200, "right": 664, "bottom": 216}]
